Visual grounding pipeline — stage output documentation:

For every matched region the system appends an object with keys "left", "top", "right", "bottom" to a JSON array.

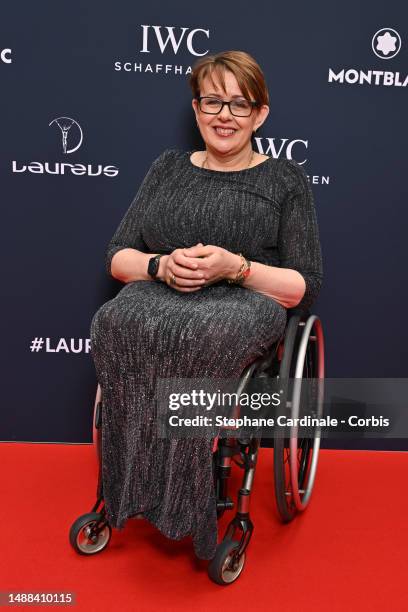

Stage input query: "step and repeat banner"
[{"left": 0, "top": 1, "right": 406, "bottom": 448}]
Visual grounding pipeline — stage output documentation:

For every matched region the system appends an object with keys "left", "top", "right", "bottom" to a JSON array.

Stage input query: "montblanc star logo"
[{"left": 372, "top": 28, "right": 401, "bottom": 60}]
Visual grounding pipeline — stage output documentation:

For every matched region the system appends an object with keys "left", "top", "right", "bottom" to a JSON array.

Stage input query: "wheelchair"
[{"left": 69, "top": 308, "right": 325, "bottom": 586}]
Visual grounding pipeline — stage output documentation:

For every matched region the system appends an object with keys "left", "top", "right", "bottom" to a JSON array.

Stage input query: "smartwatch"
[{"left": 147, "top": 254, "right": 162, "bottom": 279}]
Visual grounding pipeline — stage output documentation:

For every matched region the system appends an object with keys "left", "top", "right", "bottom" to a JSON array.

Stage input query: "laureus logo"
[
  {"left": 328, "top": 28, "right": 406, "bottom": 87},
  {"left": 372, "top": 28, "right": 402, "bottom": 59},
  {"left": 49, "top": 117, "right": 83, "bottom": 154},
  {"left": 11, "top": 116, "right": 119, "bottom": 178}
]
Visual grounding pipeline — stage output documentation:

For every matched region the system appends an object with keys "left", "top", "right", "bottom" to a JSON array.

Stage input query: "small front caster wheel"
[
  {"left": 208, "top": 540, "right": 246, "bottom": 585},
  {"left": 69, "top": 512, "right": 111, "bottom": 555}
]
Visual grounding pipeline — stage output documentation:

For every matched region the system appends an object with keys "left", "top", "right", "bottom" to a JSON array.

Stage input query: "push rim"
[{"left": 289, "top": 316, "right": 325, "bottom": 511}]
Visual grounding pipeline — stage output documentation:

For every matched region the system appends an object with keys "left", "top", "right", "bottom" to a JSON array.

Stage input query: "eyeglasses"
[{"left": 197, "top": 96, "right": 259, "bottom": 117}]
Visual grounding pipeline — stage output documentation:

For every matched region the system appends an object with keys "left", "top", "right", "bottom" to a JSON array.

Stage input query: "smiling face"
[{"left": 192, "top": 69, "right": 269, "bottom": 157}]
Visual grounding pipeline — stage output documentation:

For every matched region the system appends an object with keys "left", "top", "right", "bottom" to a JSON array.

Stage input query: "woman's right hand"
[{"left": 158, "top": 244, "right": 208, "bottom": 292}]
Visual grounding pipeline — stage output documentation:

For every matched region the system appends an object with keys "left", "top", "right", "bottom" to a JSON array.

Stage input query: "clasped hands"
[{"left": 158, "top": 243, "right": 241, "bottom": 292}]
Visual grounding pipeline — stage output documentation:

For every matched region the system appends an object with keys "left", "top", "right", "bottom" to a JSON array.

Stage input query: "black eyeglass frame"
[{"left": 196, "top": 96, "right": 260, "bottom": 117}]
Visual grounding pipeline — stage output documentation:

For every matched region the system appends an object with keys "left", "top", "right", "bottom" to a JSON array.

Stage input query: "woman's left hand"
[{"left": 182, "top": 244, "right": 241, "bottom": 285}]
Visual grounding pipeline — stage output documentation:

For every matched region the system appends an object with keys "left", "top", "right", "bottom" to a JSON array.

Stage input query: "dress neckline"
[{"left": 187, "top": 150, "right": 273, "bottom": 175}]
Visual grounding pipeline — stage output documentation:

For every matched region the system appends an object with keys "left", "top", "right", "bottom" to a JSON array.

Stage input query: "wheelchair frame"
[{"left": 69, "top": 309, "right": 325, "bottom": 586}]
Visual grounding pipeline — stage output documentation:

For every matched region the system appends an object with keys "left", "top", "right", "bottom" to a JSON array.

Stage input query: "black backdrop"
[{"left": 1, "top": 1, "right": 407, "bottom": 448}]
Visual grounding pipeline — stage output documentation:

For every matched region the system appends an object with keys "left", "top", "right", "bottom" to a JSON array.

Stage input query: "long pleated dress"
[{"left": 90, "top": 149, "right": 323, "bottom": 560}]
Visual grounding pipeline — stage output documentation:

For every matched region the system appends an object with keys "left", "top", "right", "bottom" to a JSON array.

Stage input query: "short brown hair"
[{"left": 189, "top": 50, "right": 269, "bottom": 106}]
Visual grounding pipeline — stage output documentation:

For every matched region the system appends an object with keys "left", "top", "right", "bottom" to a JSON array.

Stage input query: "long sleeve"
[
  {"left": 105, "top": 150, "right": 169, "bottom": 277},
  {"left": 277, "top": 160, "right": 323, "bottom": 311}
]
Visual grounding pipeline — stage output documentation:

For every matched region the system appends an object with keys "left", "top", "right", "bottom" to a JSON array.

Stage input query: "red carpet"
[{"left": 0, "top": 443, "right": 406, "bottom": 611}]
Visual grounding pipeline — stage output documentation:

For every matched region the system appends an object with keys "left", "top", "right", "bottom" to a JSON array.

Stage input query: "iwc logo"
[
  {"left": 114, "top": 24, "right": 210, "bottom": 76},
  {"left": 254, "top": 137, "right": 330, "bottom": 186},
  {"left": 12, "top": 116, "right": 119, "bottom": 178},
  {"left": 328, "top": 28, "right": 406, "bottom": 87}
]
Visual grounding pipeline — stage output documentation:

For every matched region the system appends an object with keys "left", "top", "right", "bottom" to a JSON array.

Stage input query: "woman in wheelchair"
[{"left": 75, "top": 50, "right": 323, "bottom": 583}]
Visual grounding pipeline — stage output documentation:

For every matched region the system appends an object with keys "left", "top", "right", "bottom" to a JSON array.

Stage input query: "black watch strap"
[{"left": 147, "top": 254, "right": 162, "bottom": 278}]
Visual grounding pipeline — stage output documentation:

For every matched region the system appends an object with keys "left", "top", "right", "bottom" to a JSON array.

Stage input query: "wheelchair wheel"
[
  {"left": 208, "top": 540, "right": 246, "bottom": 585},
  {"left": 274, "top": 315, "right": 325, "bottom": 522},
  {"left": 69, "top": 512, "right": 111, "bottom": 555}
]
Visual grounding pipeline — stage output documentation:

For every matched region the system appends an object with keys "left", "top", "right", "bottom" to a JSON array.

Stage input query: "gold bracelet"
[{"left": 227, "top": 253, "right": 251, "bottom": 285}]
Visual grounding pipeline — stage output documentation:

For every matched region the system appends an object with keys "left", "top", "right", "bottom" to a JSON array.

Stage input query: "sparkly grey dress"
[{"left": 90, "top": 149, "right": 323, "bottom": 560}]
